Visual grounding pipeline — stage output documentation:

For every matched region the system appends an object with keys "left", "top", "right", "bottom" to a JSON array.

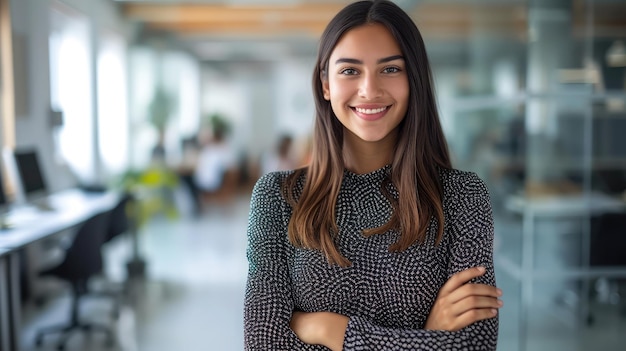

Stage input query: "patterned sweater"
[{"left": 244, "top": 166, "right": 498, "bottom": 350}]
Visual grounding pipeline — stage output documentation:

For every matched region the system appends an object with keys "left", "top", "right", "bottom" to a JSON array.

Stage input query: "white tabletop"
[{"left": 0, "top": 189, "right": 119, "bottom": 249}]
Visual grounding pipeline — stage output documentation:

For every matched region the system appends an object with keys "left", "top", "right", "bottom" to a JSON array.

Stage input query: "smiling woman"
[{"left": 244, "top": 1, "right": 501, "bottom": 350}]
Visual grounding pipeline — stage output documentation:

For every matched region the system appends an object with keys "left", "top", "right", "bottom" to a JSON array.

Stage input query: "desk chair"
[
  {"left": 105, "top": 194, "right": 133, "bottom": 245},
  {"left": 588, "top": 211, "right": 626, "bottom": 324},
  {"left": 89, "top": 193, "right": 134, "bottom": 319},
  {"left": 35, "top": 211, "right": 115, "bottom": 350}
]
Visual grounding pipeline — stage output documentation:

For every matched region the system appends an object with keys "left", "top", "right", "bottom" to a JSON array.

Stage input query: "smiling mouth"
[{"left": 352, "top": 106, "right": 390, "bottom": 115}]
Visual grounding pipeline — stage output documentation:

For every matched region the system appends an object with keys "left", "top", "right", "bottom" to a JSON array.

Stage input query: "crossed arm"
[{"left": 290, "top": 267, "right": 502, "bottom": 350}]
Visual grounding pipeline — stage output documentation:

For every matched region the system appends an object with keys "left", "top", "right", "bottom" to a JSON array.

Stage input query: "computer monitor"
[
  {"left": 13, "top": 149, "right": 51, "bottom": 210},
  {"left": 0, "top": 165, "right": 11, "bottom": 229},
  {"left": 0, "top": 168, "right": 7, "bottom": 206}
]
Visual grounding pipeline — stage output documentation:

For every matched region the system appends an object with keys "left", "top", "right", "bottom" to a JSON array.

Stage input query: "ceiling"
[{"left": 115, "top": 0, "right": 626, "bottom": 61}]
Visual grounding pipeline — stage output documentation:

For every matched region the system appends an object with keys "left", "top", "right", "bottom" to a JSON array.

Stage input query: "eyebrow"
[{"left": 334, "top": 55, "right": 404, "bottom": 65}]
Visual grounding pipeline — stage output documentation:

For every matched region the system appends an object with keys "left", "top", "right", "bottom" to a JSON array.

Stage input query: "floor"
[{"left": 17, "top": 191, "right": 626, "bottom": 351}]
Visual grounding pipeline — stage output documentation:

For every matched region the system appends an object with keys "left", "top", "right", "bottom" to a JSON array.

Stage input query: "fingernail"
[
  {"left": 497, "top": 288, "right": 503, "bottom": 296},
  {"left": 477, "top": 266, "right": 485, "bottom": 273},
  {"left": 497, "top": 300, "right": 504, "bottom": 306},
  {"left": 491, "top": 309, "right": 498, "bottom": 315}
]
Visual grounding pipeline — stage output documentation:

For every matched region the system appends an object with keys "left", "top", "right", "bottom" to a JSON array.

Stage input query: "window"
[
  {"left": 49, "top": 4, "right": 94, "bottom": 182},
  {"left": 97, "top": 30, "right": 129, "bottom": 177}
]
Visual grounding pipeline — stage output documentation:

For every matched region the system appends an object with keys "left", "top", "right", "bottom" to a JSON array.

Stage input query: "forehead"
[{"left": 330, "top": 23, "right": 402, "bottom": 61}]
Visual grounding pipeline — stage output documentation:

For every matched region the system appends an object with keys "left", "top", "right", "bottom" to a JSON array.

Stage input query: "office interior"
[{"left": 0, "top": 0, "right": 625, "bottom": 350}]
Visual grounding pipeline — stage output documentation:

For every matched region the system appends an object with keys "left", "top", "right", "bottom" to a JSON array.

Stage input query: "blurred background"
[{"left": 0, "top": 0, "right": 625, "bottom": 350}]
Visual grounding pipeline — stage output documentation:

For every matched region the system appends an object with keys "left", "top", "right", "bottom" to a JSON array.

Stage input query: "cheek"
[
  {"left": 328, "top": 78, "right": 354, "bottom": 99},
  {"left": 391, "top": 84, "right": 410, "bottom": 110},
  {"left": 330, "top": 100, "right": 346, "bottom": 118},
  {"left": 390, "top": 80, "right": 409, "bottom": 98}
]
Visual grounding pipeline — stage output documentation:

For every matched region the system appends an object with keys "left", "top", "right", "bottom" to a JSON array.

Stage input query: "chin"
[{"left": 356, "top": 133, "right": 391, "bottom": 143}]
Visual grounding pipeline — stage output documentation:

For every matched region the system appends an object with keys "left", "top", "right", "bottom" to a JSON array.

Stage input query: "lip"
[{"left": 351, "top": 105, "right": 390, "bottom": 121}]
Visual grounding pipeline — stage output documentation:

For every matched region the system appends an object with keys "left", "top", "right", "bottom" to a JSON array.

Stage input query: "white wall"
[{"left": 273, "top": 58, "right": 316, "bottom": 140}]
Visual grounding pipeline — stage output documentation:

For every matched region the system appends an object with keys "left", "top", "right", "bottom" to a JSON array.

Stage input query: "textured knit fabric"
[{"left": 244, "top": 165, "right": 498, "bottom": 350}]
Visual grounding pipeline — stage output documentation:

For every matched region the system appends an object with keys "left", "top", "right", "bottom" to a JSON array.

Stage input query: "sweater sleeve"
[
  {"left": 342, "top": 172, "right": 499, "bottom": 350},
  {"left": 244, "top": 173, "right": 326, "bottom": 350}
]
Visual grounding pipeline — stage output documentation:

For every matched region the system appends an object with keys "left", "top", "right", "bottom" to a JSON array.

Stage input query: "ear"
[{"left": 322, "top": 77, "right": 330, "bottom": 101}]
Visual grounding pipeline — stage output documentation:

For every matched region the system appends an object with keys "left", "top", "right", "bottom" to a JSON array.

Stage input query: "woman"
[{"left": 244, "top": 1, "right": 501, "bottom": 350}]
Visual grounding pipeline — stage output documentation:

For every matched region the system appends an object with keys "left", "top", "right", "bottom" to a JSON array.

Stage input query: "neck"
[{"left": 342, "top": 133, "right": 395, "bottom": 175}]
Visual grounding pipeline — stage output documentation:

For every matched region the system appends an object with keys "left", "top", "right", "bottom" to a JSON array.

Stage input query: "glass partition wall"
[{"left": 421, "top": 0, "right": 626, "bottom": 350}]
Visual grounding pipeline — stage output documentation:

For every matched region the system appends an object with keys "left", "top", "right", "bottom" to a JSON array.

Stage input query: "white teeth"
[{"left": 355, "top": 106, "right": 387, "bottom": 114}]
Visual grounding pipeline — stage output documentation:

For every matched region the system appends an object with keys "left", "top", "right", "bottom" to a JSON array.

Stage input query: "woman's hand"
[
  {"left": 425, "top": 266, "right": 502, "bottom": 332},
  {"left": 290, "top": 311, "right": 349, "bottom": 351}
]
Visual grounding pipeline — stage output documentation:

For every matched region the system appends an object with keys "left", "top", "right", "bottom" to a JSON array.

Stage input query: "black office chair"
[
  {"left": 105, "top": 193, "right": 133, "bottom": 245},
  {"left": 35, "top": 211, "right": 115, "bottom": 350},
  {"left": 88, "top": 193, "right": 134, "bottom": 319},
  {"left": 587, "top": 211, "right": 626, "bottom": 324}
]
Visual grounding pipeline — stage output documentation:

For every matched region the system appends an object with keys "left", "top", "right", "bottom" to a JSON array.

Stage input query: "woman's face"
[{"left": 322, "top": 23, "right": 409, "bottom": 147}]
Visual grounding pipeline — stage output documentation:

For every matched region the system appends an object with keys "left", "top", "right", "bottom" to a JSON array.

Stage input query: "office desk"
[
  {"left": 502, "top": 192, "right": 626, "bottom": 351},
  {"left": 1, "top": 247, "right": 12, "bottom": 351},
  {"left": 0, "top": 189, "right": 118, "bottom": 351}
]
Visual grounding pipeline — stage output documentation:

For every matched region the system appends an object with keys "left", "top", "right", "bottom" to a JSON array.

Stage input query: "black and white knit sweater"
[{"left": 244, "top": 165, "right": 498, "bottom": 350}]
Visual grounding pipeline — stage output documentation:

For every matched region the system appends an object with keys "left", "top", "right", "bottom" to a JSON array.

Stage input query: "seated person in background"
[
  {"left": 261, "top": 134, "right": 297, "bottom": 175},
  {"left": 177, "top": 135, "right": 202, "bottom": 214},
  {"left": 193, "top": 128, "right": 239, "bottom": 203}
]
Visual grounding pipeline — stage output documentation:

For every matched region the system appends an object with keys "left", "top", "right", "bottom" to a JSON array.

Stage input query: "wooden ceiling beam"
[
  {"left": 148, "top": 21, "right": 328, "bottom": 36},
  {"left": 123, "top": 3, "right": 344, "bottom": 23},
  {"left": 123, "top": 1, "right": 625, "bottom": 40}
]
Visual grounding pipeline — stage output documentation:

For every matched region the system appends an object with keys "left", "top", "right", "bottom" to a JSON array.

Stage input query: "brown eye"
[{"left": 382, "top": 66, "right": 401, "bottom": 74}]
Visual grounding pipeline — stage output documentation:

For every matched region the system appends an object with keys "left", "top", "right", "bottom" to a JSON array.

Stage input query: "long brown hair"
[{"left": 284, "top": 0, "right": 451, "bottom": 267}]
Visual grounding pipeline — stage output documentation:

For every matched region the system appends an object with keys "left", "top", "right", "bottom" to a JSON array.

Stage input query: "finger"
[
  {"left": 447, "top": 284, "right": 502, "bottom": 304},
  {"left": 440, "top": 267, "right": 486, "bottom": 295},
  {"left": 451, "top": 308, "right": 498, "bottom": 332},
  {"left": 448, "top": 296, "right": 503, "bottom": 316}
]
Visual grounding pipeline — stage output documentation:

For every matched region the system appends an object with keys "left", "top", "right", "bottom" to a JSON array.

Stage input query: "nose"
[{"left": 358, "top": 73, "right": 383, "bottom": 100}]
